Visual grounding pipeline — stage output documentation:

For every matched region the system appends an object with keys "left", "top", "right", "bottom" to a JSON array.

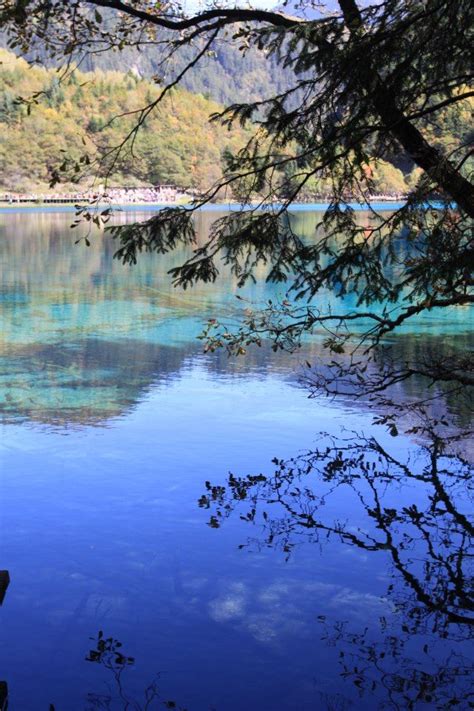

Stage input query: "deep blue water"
[{"left": 0, "top": 210, "right": 472, "bottom": 710}]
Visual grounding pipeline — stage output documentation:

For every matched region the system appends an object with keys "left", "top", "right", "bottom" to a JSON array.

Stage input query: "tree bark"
[{"left": 338, "top": 0, "right": 474, "bottom": 217}]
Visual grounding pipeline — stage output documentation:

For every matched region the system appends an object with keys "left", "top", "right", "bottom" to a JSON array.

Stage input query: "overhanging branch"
[{"left": 86, "top": 0, "right": 303, "bottom": 30}]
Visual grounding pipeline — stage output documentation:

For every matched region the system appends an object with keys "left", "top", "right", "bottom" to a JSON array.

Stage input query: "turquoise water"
[
  {"left": 0, "top": 202, "right": 409, "bottom": 213},
  {"left": 0, "top": 210, "right": 472, "bottom": 710}
]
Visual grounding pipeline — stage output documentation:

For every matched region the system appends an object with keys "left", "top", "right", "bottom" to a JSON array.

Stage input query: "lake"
[{"left": 0, "top": 208, "right": 472, "bottom": 710}]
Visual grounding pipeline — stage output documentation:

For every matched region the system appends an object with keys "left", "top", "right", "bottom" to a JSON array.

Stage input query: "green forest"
[{"left": 0, "top": 48, "right": 471, "bottom": 197}]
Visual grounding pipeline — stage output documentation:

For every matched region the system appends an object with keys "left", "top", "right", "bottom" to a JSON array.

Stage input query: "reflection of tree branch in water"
[
  {"left": 41, "top": 426, "right": 473, "bottom": 710},
  {"left": 317, "top": 618, "right": 473, "bottom": 710},
  {"left": 49, "top": 632, "right": 187, "bottom": 711},
  {"left": 200, "top": 428, "right": 473, "bottom": 627},
  {"left": 199, "top": 423, "right": 473, "bottom": 707}
]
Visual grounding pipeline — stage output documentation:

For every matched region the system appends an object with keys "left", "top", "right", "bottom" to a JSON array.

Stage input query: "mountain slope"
[{"left": 0, "top": 49, "right": 249, "bottom": 192}]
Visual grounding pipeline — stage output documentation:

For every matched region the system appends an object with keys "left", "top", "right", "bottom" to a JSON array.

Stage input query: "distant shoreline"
[{"left": 0, "top": 200, "right": 409, "bottom": 214}]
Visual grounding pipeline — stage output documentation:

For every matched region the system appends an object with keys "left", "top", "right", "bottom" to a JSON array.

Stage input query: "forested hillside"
[
  {"left": 1, "top": 19, "right": 293, "bottom": 108},
  {"left": 78, "top": 35, "right": 294, "bottom": 107},
  {"left": 0, "top": 48, "right": 470, "bottom": 196},
  {"left": 0, "top": 49, "right": 249, "bottom": 192}
]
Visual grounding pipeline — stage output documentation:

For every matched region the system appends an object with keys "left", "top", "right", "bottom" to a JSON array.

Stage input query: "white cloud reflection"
[{"left": 206, "top": 577, "right": 391, "bottom": 645}]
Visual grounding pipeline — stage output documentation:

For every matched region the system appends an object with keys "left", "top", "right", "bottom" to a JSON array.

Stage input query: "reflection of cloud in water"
[
  {"left": 206, "top": 577, "right": 391, "bottom": 646},
  {"left": 328, "top": 589, "right": 390, "bottom": 618},
  {"left": 209, "top": 582, "right": 247, "bottom": 622}
]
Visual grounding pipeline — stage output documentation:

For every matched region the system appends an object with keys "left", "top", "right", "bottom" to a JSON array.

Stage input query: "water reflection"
[
  {"left": 0, "top": 210, "right": 472, "bottom": 709},
  {"left": 317, "top": 618, "right": 473, "bottom": 710},
  {"left": 199, "top": 426, "right": 474, "bottom": 707},
  {"left": 81, "top": 633, "right": 186, "bottom": 711},
  {"left": 1, "top": 210, "right": 471, "bottom": 427},
  {"left": 0, "top": 210, "right": 297, "bottom": 425}
]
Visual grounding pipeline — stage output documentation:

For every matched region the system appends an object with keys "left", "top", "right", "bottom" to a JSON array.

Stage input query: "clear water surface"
[{"left": 0, "top": 209, "right": 472, "bottom": 710}]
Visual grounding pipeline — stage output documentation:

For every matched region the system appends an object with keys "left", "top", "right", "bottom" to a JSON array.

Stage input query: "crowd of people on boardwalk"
[
  {"left": 1, "top": 184, "right": 406, "bottom": 205},
  {"left": 0, "top": 185, "right": 192, "bottom": 204}
]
